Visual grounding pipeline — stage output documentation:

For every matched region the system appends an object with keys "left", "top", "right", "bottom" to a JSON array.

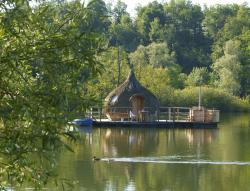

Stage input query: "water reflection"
[
  {"left": 82, "top": 128, "right": 218, "bottom": 159},
  {"left": 54, "top": 114, "right": 250, "bottom": 191},
  {"left": 185, "top": 129, "right": 218, "bottom": 144}
]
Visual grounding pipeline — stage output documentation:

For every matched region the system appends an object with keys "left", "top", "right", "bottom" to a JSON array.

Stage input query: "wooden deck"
[
  {"left": 88, "top": 106, "right": 219, "bottom": 129},
  {"left": 92, "top": 120, "right": 218, "bottom": 128}
]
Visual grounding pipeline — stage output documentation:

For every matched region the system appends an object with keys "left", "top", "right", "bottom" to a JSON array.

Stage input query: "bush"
[{"left": 160, "top": 87, "right": 250, "bottom": 112}]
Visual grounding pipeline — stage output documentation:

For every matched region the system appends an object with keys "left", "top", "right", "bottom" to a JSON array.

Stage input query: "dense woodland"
[
  {"left": 85, "top": 0, "right": 250, "bottom": 111},
  {"left": 0, "top": 0, "right": 249, "bottom": 188}
]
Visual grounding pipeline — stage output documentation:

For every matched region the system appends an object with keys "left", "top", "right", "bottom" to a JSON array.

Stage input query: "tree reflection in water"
[{"left": 57, "top": 115, "right": 250, "bottom": 191}]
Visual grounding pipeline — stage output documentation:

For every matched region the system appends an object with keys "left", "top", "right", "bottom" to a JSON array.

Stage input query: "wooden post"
[
  {"left": 99, "top": 107, "right": 101, "bottom": 122},
  {"left": 168, "top": 107, "right": 171, "bottom": 122},
  {"left": 157, "top": 108, "right": 160, "bottom": 122},
  {"left": 117, "top": 46, "right": 121, "bottom": 87},
  {"left": 173, "top": 108, "right": 175, "bottom": 122},
  {"left": 177, "top": 108, "right": 179, "bottom": 120},
  {"left": 199, "top": 85, "right": 202, "bottom": 109},
  {"left": 203, "top": 108, "right": 205, "bottom": 122}
]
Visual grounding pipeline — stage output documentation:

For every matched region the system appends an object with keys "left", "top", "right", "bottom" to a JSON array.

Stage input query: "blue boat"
[{"left": 72, "top": 118, "right": 93, "bottom": 126}]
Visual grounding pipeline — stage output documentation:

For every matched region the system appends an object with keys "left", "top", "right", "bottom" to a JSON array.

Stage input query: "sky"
[{"left": 107, "top": 0, "right": 249, "bottom": 16}]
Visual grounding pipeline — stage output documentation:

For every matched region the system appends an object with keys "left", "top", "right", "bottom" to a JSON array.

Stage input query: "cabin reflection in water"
[{"left": 81, "top": 128, "right": 218, "bottom": 156}]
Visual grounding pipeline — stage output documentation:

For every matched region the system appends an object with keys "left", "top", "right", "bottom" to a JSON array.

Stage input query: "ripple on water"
[{"left": 100, "top": 156, "right": 250, "bottom": 166}]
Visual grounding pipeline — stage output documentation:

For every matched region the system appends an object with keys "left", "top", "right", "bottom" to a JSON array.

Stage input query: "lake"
[{"left": 52, "top": 113, "right": 250, "bottom": 191}]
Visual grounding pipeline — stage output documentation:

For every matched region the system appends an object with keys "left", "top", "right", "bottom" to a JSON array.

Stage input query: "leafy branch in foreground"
[{"left": 0, "top": 0, "right": 105, "bottom": 189}]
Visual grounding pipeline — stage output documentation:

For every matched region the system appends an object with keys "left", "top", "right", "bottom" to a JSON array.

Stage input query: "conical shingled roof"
[{"left": 104, "top": 70, "right": 159, "bottom": 111}]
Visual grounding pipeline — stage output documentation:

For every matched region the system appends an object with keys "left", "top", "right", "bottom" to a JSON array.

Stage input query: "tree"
[
  {"left": 0, "top": 0, "right": 104, "bottom": 188},
  {"left": 149, "top": 18, "right": 164, "bottom": 42},
  {"left": 112, "top": 0, "right": 128, "bottom": 24},
  {"left": 130, "top": 42, "right": 177, "bottom": 69},
  {"left": 87, "top": 47, "right": 130, "bottom": 99},
  {"left": 109, "top": 14, "right": 140, "bottom": 52},
  {"left": 108, "top": 1, "right": 140, "bottom": 86},
  {"left": 147, "top": 42, "right": 176, "bottom": 68},
  {"left": 135, "top": 1, "right": 165, "bottom": 44},
  {"left": 212, "top": 40, "right": 242, "bottom": 95},
  {"left": 164, "top": 0, "right": 211, "bottom": 72},
  {"left": 186, "top": 67, "right": 210, "bottom": 86},
  {"left": 129, "top": 45, "right": 148, "bottom": 80},
  {"left": 138, "top": 66, "right": 172, "bottom": 102},
  {"left": 209, "top": 4, "right": 249, "bottom": 61},
  {"left": 239, "top": 29, "right": 250, "bottom": 95},
  {"left": 203, "top": 4, "right": 238, "bottom": 39},
  {"left": 86, "top": 0, "right": 111, "bottom": 33},
  {"left": 130, "top": 42, "right": 185, "bottom": 88}
]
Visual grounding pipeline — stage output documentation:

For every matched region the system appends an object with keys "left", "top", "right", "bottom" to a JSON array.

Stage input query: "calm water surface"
[{"left": 53, "top": 113, "right": 250, "bottom": 191}]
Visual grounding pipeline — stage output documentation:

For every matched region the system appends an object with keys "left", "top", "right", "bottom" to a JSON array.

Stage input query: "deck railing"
[
  {"left": 86, "top": 107, "right": 107, "bottom": 121},
  {"left": 87, "top": 106, "right": 194, "bottom": 122},
  {"left": 158, "top": 107, "right": 191, "bottom": 122}
]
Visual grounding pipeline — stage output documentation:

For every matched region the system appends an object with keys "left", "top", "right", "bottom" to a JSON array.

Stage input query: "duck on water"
[
  {"left": 92, "top": 156, "right": 114, "bottom": 162},
  {"left": 92, "top": 156, "right": 101, "bottom": 161}
]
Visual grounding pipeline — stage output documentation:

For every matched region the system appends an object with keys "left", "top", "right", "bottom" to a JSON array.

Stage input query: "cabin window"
[{"left": 111, "top": 95, "right": 118, "bottom": 104}]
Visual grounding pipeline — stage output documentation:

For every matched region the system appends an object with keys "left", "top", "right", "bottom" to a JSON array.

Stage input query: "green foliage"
[
  {"left": 130, "top": 42, "right": 177, "bottom": 69},
  {"left": 130, "top": 42, "right": 185, "bottom": 88},
  {"left": 0, "top": 0, "right": 104, "bottom": 188},
  {"left": 149, "top": 18, "right": 164, "bottom": 42},
  {"left": 111, "top": 0, "right": 128, "bottom": 24},
  {"left": 135, "top": 1, "right": 165, "bottom": 44},
  {"left": 210, "top": 5, "right": 249, "bottom": 60},
  {"left": 212, "top": 40, "right": 242, "bottom": 95},
  {"left": 87, "top": 47, "right": 130, "bottom": 101},
  {"left": 135, "top": 66, "right": 172, "bottom": 103},
  {"left": 162, "top": 87, "right": 250, "bottom": 112},
  {"left": 109, "top": 14, "right": 140, "bottom": 51},
  {"left": 186, "top": 67, "right": 210, "bottom": 86},
  {"left": 86, "top": 0, "right": 111, "bottom": 33},
  {"left": 129, "top": 45, "right": 148, "bottom": 80},
  {"left": 239, "top": 29, "right": 250, "bottom": 95},
  {"left": 0, "top": 0, "right": 249, "bottom": 188},
  {"left": 147, "top": 42, "right": 177, "bottom": 68},
  {"left": 203, "top": 4, "right": 238, "bottom": 38},
  {"left": 164, "top": 0, "right": 211, "bottom": 72},
  {"left": 91, "top": 0, "right": 249, "bottom": 111}
]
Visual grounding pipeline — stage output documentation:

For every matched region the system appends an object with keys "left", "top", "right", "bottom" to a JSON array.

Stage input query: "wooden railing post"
[
  {"left": 157, "top": 108, "right": 160, "bottom": 122},
  {"left": 177, "top": 108, "right": 179, "bottom": 120},
  {"left": 173, "top": 108, "right": 175, "bottom": 122},
  {"left": 168, "top": 107, "right": 171, "bottom": 121},
  {"left": 99, "top": 107, "right": 102, "bottom": 122}
]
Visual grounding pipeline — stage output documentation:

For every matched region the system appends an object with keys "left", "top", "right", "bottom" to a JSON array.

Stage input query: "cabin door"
[{"left": 130, "top": 95, "right": 145, "bottom": 116}]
